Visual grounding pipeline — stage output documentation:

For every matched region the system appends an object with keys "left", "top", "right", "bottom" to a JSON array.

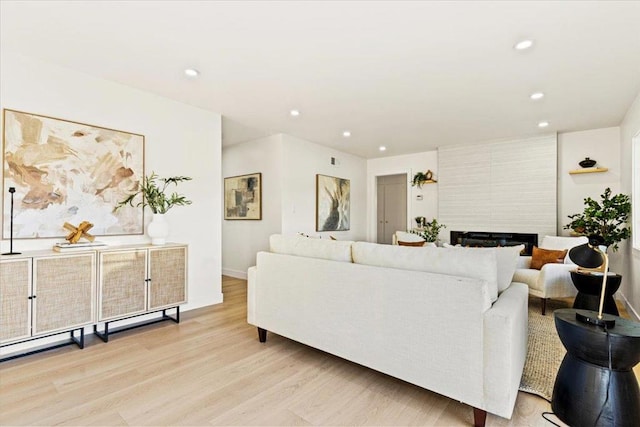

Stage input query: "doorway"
[{"left": 376, "top": 174, "right": 408, "bottom": 244}]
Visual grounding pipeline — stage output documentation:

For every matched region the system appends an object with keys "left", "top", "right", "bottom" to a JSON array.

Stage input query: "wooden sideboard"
[{"left": 0, "top": 243, "right": 187, "bottom": 361}]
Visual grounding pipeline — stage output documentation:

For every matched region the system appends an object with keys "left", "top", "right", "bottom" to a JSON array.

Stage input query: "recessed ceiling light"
[
  {"left": 184, "top": 68, "right": 200, "bottom": 77},
  {"left": 342, "top": 131, "right": 351, "bottom": 137},
  {"left": 530, "top": 92, "right": 545, "bottom": 100},
  {"left": 538, "top": 121, "right": 550, "bottom": 128},
  {"left": 290, "top": 110, "right": 300, "bottom": 117},
  {"left": 514, "top": 39, "right": 534, "bottom": 50},
  {"left": 379, "top": 146, "right": 386, "bottom": 151}
]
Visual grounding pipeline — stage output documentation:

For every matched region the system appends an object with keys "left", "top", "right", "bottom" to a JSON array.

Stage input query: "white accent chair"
[
  {"left": 513, "top": 235, "right": 589, "bottom": 314},
  {"left": 392, "top": 231, "right": 424, "bottom": 245}
]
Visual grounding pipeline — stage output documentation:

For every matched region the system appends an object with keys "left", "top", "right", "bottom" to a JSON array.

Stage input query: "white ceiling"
[{"left": 2, "top": 1, "right": 639, "bottom": 159}]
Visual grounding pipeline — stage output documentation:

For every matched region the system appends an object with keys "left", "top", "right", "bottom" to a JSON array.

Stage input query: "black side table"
[
  {"left": 571, "top": 270, "right": 622, "bottom": 315},
  {"left": 552, "top": 308, "right": 640, "bottom": 426}
]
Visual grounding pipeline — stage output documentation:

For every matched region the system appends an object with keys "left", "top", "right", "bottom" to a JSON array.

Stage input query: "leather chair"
[{"left": 513, "top": 235, "right": 588, "bottom": 314}]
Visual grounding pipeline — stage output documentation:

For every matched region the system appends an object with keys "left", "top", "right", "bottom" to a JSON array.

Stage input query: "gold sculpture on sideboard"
[{"left": 63, "top": 221, "right": 95, "bottom": 244}]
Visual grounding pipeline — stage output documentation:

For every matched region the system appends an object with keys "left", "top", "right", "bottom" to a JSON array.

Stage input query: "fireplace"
[{"left": 449, "top": 231, "right": 538, "bottom": 256}]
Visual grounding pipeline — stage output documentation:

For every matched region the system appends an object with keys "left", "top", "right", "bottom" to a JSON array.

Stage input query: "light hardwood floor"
[{"left": 1, "top": 276, "right": 617, "bottom": 426}]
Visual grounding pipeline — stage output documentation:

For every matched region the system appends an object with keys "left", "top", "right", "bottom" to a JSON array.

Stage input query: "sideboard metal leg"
[{"left": 71, "top": 328, "right": 85, "bottom": 348}]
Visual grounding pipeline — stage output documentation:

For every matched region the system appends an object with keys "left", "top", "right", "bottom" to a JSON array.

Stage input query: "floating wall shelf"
[{"left": 569, "top": 167, "right": 608, "bottom": 175}]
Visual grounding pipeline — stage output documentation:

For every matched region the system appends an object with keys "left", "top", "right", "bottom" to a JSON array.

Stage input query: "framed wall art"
[
  {"left": 224, "top": 172, "right": 262, "bottom": 220},
  {"left": 316, "top": 174, "right": 350, "bottom": 231},
  {"left": 2, "top": 109, "right": 145, "bottom": 239}
]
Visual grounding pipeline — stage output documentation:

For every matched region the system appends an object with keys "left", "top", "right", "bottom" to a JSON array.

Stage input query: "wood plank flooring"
[{"left": 0, "top": 276, "right": 591, "bottom": 426}]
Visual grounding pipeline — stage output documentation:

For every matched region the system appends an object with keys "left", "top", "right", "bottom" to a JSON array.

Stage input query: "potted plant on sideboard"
[{"left": 116, "top": 172, "right": 192, "bottom": 245}]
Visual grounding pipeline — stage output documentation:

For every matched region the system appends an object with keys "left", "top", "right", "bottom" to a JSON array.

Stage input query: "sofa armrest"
[
  {"left": 247, "top": 266, "right": 257, "bottom": 325},
  {"left": 537, "top": 263, "right": 578, "bottom": 299},
  {"left": 483, "top": 282, "right": 528, "bottom": 419},
  {"left": 538, "top": 262, "right": 576, "bottom": 280}
]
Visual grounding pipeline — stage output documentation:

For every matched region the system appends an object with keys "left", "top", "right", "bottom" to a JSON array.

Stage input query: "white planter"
[{"left": 147, "top": 213, "right": 169, "bottom": 245}]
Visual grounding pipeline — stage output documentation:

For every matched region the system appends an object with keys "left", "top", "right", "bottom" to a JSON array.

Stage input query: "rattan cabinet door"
[
  {"left": 148, "top": 246, "right": 187, "bottom": 310},
  {"left": 0, "top": 258, "right": 32, "bottom": 344},
  {"left": 98, "top": 249, "right": 147, "bottom": 321},
  {"left": 33, "top": 253, "right": 96, "bottom": 335}
]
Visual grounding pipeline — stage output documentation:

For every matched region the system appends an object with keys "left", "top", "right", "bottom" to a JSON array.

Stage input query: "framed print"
[
  {"left": 2, "top": 109, "right": 145, "bottom": 239},
  {"left": 316, "top": 174, "right": 350, "bottom": 231},
  {"left": 224, "top": 172, "right": 262, "bottom": 220}
]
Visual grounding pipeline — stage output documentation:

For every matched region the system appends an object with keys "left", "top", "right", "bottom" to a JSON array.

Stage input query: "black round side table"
[
  {"left": 570, "top": 270, "right": 622, "bottom": 315},
  {"left": 551, "top": 308, "right": 640, "bottom": 426}
]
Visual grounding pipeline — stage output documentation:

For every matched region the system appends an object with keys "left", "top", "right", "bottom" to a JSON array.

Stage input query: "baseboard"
[
  {"left": 222, "top": 268, "right": 247, "bottom": 280},
  {"left": 620, "top": 293, "right": 640, "bottom": 321}
]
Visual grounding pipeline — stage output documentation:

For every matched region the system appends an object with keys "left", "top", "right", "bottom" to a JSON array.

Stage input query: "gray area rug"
[{"left": 518, "top": 297, "right": 570, "bottom": 400}]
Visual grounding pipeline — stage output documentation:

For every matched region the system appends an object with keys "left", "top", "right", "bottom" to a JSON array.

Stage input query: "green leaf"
[{"left": 114, "top": 171, "right": 193, "bottom": 214}]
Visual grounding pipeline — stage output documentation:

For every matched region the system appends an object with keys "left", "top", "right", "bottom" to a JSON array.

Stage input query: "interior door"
[{"left": 376, "top": 174, "right": 408, "bottom": 244}]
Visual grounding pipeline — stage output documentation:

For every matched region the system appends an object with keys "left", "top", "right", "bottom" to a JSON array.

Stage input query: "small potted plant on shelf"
[
  {"left": 411, "top": 170, "right": 436, "bottom": 188},
  {"left": 115, "top": 172, "right": 192, "bottom": 245},
  {"left": 411, "top": 218, "right": 446, "bottom": 243},
  {"left": 564, "top": 187, "right": 631, "bottom": 252}
]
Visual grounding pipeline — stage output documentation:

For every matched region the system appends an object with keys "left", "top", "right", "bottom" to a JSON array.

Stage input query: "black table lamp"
[
  {"left": 569, "top": 235, "right": 615, "bottom": 327},
  {"left": 2, "top": 187, "right": 21, "bottom": 256}
]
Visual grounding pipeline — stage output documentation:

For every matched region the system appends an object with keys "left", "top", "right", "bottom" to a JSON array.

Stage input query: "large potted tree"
[{"left": 564, "top": 187, "right": 631, "bottom": 252}]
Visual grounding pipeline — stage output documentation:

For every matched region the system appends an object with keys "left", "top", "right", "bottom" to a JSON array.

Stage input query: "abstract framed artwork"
[
  {"left": 316, "top": 174, "right": 350, "bottom": 231},
  {"left": 2, "top": 109, "right": 145, "bottom": 239},
  {"left": 224, "top": 172, "right": 262, "bottom": 220}
]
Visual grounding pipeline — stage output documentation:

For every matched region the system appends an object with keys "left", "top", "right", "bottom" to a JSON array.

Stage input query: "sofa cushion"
[
  {"left": 530, "top": 246, "right": 567, "bottom": 270},
  {"left": 443, "top": 245, "right": 525, "bottom": 293},
  {"left": 352, "top": 241, "right": 499, "bottom": 301},
  {"left": 270, "top": 234, "right": 354, "bottom": 262}
]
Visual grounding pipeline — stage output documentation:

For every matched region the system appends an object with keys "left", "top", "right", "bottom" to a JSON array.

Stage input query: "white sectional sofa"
[{"left": 247, "top": 235, "right": 528, "bottom": 426}]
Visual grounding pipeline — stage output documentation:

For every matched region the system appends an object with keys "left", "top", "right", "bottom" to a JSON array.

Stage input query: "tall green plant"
[
  {"left": 115, "top": 172, "right": 192, "bottom": 214},
  {"left": 564, "top": 187, "right": 631, "bottom": 251}
]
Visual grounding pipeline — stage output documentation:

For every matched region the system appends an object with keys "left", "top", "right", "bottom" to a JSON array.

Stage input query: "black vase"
[{"left": 579, "top": 157, "right": 596, "bottom": 168}]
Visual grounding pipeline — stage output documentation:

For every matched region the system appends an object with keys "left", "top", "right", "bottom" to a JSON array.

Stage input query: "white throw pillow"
[{"left": 269, "top": 234, "right": 354, "bottom": 263}]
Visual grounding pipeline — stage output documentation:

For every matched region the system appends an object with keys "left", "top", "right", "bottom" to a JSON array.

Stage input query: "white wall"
[
  {"left": 438, "top": 135, "right": 557, "bottom": 243},
  {"left": 620, "top": 92, "right": 640, "bottom": 319},
  {"left": 221, "top": 133, "right": 367, "bottom": 277},
  {"left": 1, "top": 52, "right": 223, "bottom": 311},
  {"left": 221, "top": 135, "right": 283, "bottom": 278},
  {"left": 557, "top": 127, "right": 621, "bottom": 235},
  {"left": 366, "top": 151, "right": 438, "bottom": 242},
  {"left": 281, "top": 134, "right": 367, "bottom": 241}
]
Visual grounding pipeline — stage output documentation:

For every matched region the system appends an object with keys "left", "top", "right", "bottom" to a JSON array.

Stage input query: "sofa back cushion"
[
  {"left": 442, "top": 245, "right": 524, "bottom": 293},
  {"left": 351, "top": 242, "right": 499, "bottom": 301},
  {"left": 270, "top": 234, "right": 354, "bottom": 262}
]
